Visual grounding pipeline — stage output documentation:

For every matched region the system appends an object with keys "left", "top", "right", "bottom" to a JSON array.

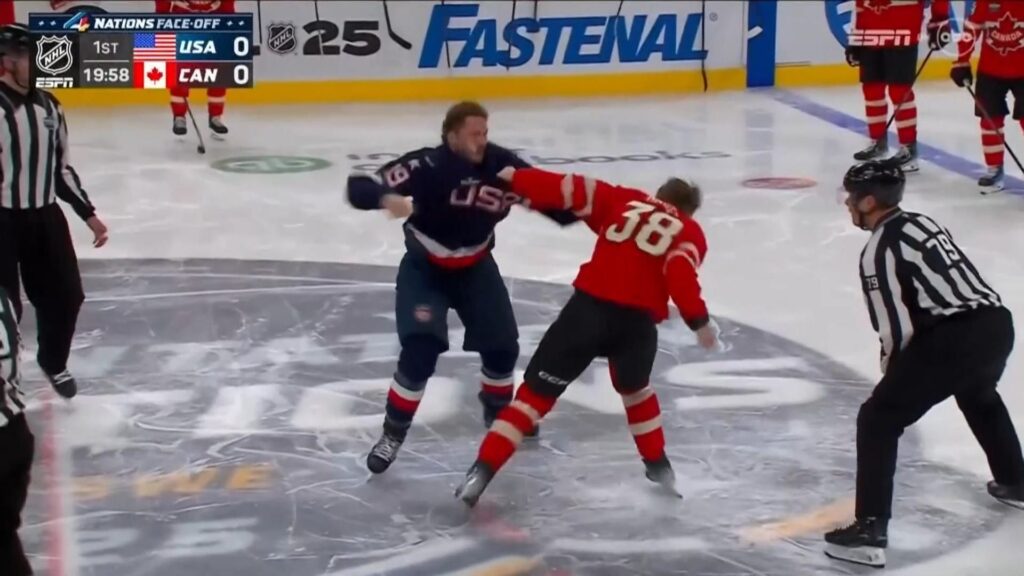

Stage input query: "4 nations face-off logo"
[
  {"left": 34, "top": 35, "right": 76, "bottom": 89},
  {"left": 260, "top": 18, "right": 411, "bottom": 56}
]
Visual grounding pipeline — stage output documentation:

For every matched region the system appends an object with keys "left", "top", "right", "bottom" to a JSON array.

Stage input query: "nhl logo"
[
  {"left": 267, "top": 23, "right": 296, "bottom": 54},
  {"left": 35, "top": 35, "right": 74, "bottom": 75}
]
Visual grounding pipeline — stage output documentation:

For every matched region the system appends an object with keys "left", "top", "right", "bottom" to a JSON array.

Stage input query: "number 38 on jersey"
[{"left": 605, "top": 200, "right": 685, "bottom": 256}]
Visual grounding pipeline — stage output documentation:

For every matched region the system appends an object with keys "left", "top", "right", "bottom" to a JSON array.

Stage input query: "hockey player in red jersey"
[
  {"left": 155, "top": 0, "right": 234, "bottom": 136},
  {"left": 455, "top": 167, "right": 720, "bottom": 506},
  {"left": 951, "top": 0, "right": 1024, "bottom": 194},
  {"left": 847, "top": 0, "right": 950, "bottom": 170}
]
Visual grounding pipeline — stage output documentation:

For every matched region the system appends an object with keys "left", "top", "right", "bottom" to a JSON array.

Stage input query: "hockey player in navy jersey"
[{"left": 347, "top": 101, "right": 576, "bottom": 474}]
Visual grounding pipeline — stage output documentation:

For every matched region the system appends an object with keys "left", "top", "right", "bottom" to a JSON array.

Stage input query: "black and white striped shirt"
[
  {"left": 0, "top": 287, "right": 24, "bottom": 428},
  {"left": 0, "top": 83, "right": 95, "bottom": 220},
  {"left": 860, "top": 210, "right": 1001, "bottom": 372}
]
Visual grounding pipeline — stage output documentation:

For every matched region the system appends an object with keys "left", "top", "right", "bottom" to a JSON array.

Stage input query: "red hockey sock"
[
  {"left": 862, "top": 83, "right": 888, "bottom": 140},
  {"left": 207, "top": 88, "right": 226, "bottom": 117},
  {"left": 981, "top": 117, "right": 1006, "bottom": 168},
  {"left": 887, "top": 84, "right": 917, "bottom": 145},
  {"left": 169, "top": 86, "right": 189, "bottom": 117},
  {"left": 480, "top": 369, "right": 514, "bottom": 406},
  {"left": 621, "top": 386, "right": 665, "bottom": 462},
  {"left": 477, "top": 383, "right": 556, "bottom": 472}
]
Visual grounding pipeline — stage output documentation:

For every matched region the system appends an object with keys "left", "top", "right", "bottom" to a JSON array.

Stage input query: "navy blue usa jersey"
[{"left": 348, "top": 142, "right": 573, "bottom": 268}]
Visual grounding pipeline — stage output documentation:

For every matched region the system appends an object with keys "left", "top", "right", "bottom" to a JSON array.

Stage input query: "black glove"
[
  {"left": 950, "top": 63, "right": 973, "bottom": 87},
  {"left": 927, "top": 18, "right": 951, "bottom": 51},
  {"left": 845, "top": 45, "right": 861, "bottom": 67}
]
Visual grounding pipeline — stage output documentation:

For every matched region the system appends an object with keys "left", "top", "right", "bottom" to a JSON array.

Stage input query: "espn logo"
[
  {"left": 848, "top": 30, "right": 915, "bottom": 47},
  {"left": 35, "top": 77, "right": 75, "bottom": 88}
]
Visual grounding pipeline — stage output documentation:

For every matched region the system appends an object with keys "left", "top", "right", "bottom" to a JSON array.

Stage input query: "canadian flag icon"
[{"left": 133, "top": 61, "right": 178, "bottom": 89}]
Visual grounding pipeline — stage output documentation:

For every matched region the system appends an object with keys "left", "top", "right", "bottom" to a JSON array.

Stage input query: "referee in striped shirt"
[
  {"left": 0, "top": 24, "right": 109, "bottom": 399},
  {"left": 824, "top": 160, "right": 1024, "bottom": 568},
  {"left": 0, "top": 285, "right": 33, "bottom": 576}
]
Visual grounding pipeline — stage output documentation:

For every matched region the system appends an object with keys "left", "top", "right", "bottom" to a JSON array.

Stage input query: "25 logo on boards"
[{"left": 260, "top": 20, "right": 412, "bottom": 56}]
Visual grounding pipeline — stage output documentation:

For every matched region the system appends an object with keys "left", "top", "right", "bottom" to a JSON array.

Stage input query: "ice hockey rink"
[{"left": 14, "top": 81, "right": 1024, "bottom": 575}]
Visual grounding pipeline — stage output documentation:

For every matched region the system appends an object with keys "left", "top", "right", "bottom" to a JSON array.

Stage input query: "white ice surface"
[{"left": 43, "top": 82, "right": 1024, "bottom": 573}]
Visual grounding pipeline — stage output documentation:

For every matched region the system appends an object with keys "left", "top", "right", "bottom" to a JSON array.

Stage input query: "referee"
[
  {"left": 0, "top": 23, "right": 108, "bottom": 399},
  {"left": 0, "top": 285, "right": 33, "bottom": 576},
  {"left": 824, "top": 160, "right": 1024, "bottom": 568}
]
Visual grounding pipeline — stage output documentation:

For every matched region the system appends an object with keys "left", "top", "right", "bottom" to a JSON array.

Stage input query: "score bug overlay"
[{"left": 30, "top": 11, "right": 253, "bottom": 90}]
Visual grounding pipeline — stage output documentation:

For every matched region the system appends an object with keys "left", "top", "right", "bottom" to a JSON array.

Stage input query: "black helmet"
[
  {"left": 843, "top": 160, "right": 905, "bottom": 207},
  {"left": 0, "top": 23, "right": 31, "bottom": 56}
]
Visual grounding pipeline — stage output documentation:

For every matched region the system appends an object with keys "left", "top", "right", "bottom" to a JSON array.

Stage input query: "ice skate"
[
  {"left": 987, "top": 480, "right": 1024, "bottom": 510},
  {"left": 890, "top": 142, "right": 919, "bottom": 173},
  {"left": 979, "top": 165, "right": 1005, "bottom": 195},
  {"left": 644, "top": 455, "right": 682, "bottom": 498},
  {"left": 43, "top": 368, "right": 77, "bottom": 399},
  {"left": 172, "top": 116, "right": 186, "bottom": 135},
  {"left": 366, "top": 426, "right": 405, "bottom": 474},
  {"left": 823, "top": 517, "right": 888, "bottom": 568},
  {"left": 209, "top": 116, "right": 228, "bottom": 138},
  {"left": 455, "top": 461, "right": 495, "bottom": 507},
  {"left": 853, "top": 138, "right": 888, "bottom": 161}
]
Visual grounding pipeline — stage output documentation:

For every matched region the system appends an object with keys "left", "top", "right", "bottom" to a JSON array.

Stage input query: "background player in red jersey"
[
  {"left": 155, "top": 0, "right": 234, "bottom": 136},
  {"left": 454, "top": 167, "right": 720, "bottom": 507},
  {"left": 847, "top": 0, "right": 950, "bottom": 170},
  {"left": 951, "top": 0, "right": 1024, "bottom": 194}
]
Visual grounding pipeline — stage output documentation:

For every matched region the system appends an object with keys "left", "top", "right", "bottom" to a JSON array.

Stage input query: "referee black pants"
[
  {"left": 856, "top": 306, "right": 1024, "bottom": 519},
  {"left": 0, "top": 205, "right": 85, "bottom": 375},
  {"left": 0, "top": 414, "right": 35, "bottom": 575}
]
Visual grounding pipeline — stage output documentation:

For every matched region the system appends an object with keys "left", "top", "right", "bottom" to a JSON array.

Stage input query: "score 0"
[{"left": 231, "top": 35, "right": 252, "bottom": 88}]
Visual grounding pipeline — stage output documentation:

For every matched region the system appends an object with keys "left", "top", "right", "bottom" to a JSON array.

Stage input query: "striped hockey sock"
[
  {"left": 981, "top": 117, "right": 1006, "bottom": 168},
  {"left": 383, "top": 371, "right": 426, "bottom": 434},
  {"left": 862, "top": 83, "right": 888, "bottom": 140},
  {"left": 621, "top": 385, "right": 666, "bottom": 462},
  {"left": 887, "top": 84, "right": 917, "bottom": 145},
  {"left": 477, "top": 383, "right": 557, "bottom": 472},
  {"left": 479, "top": 367, "right": 514, "bottom": 415}
]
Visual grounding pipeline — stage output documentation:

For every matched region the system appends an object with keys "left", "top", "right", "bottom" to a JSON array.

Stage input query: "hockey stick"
[
  {"left": 505, "top": 0, "right": 518, "bottom": 70},
  {"left": 184, "top": 98, "right": 206, "bottom": 155},
  {"left": 700, "top": 0, "right": 708, "bottom": 91},
  {"left": 965, "top": 83, "right": 1024, "bottom": 176},
  {"left": 313, "top": 0, "right": 323, "bottom": 54},
  {"left": 882, "top": 48, "right": 933, "bottom": 133},
  {"left": 252, "top": 0, "right": 263, "bottom": 55},
  {"left": 381, "top": 1, "right": 413, "bottom": 50},
  {"left": 439, "top": 0, "right": 452, "bottom": 69}
]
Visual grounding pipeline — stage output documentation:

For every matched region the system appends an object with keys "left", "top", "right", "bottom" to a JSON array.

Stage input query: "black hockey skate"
[
  {"left": 172, "top": 116, "right": 187, "bottom": 135},
  {"left": 979, "top": 165, "right": 1005, "bottom": 195},
  {"left": 43, "top": 368, "right": 77, "bottom": 399},
  {"left": 853, "top": 139, "right": 888, "bottom": 161},
  {"left": 366, "top": 426, "right": 405, "bottom": 474},
  {"left": 455, "top": 461, "right": 495, "bottom": 507},
  {"left": 889, "top": 142, "right": 919, "bottom": 173},
  {"left": 644, "top": 455, "right": 682, "bottom": 498},
  {"left": 209, "top": 116, "right": 228, "bottom": 137},
  {"left": 479, "top": 392, "right": 538, "bottom": 438},
  {"left": 824, "top": 517, "right": 888, "bottom": 568},
  {"left": 987, "top": 480, "right": 1024, "bottom": 510}
]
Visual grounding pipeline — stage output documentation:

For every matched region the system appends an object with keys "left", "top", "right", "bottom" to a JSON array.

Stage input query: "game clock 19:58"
[{"left": 81, "top": 65, "right": 132, "bottom": 88}]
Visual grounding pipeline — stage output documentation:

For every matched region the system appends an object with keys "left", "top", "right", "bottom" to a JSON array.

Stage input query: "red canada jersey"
[
  {"left": 854, "top": 0, "right": 949, "bottom": 43},
  {"left": 156, "top": 0, "right": 235, "bottom": 14},
  {"left": 511, "top": 168, "right": 709, "bottom": 327},
  {"left": 958, "top": 0, "right": 1024, "bottom": 79}
]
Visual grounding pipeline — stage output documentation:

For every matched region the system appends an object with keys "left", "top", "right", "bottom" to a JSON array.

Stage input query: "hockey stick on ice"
[
  {"left": 965, "top": 83, "right": 1024, "bottom": 176},
  {"left": 184, "top": 98, "right": 206, "bottom": 155},
  {"left": 882, "top": 48, "right": 933, "bottom": 134},
  {"left": 381, "top": 1, "right": 413, "bottom": 50}
]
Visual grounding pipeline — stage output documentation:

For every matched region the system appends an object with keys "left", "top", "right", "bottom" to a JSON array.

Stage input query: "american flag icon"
[{"left": 133, "top": 33, "right": 177, "bottom": 60}]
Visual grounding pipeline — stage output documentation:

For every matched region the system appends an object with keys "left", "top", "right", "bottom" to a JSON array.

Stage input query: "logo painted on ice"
[
  {"left": 418, "top": 3, "right": 707, "bottom": 68},
  {"left": 824, "top": 0, "right": 974, "bottom": 47}
]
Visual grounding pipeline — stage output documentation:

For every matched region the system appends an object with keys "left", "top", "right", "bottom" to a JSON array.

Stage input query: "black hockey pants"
[
  {"left": 856, "top": 306, "right": 1024, "bottom": 519},
  {"left": 0, "top": 205, "right": 85, "bottom": 374}
]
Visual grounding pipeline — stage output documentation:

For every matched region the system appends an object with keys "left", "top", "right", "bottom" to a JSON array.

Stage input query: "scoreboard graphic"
[{"left": 29, "top": 11, "right": 254, "bottom": 90}]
